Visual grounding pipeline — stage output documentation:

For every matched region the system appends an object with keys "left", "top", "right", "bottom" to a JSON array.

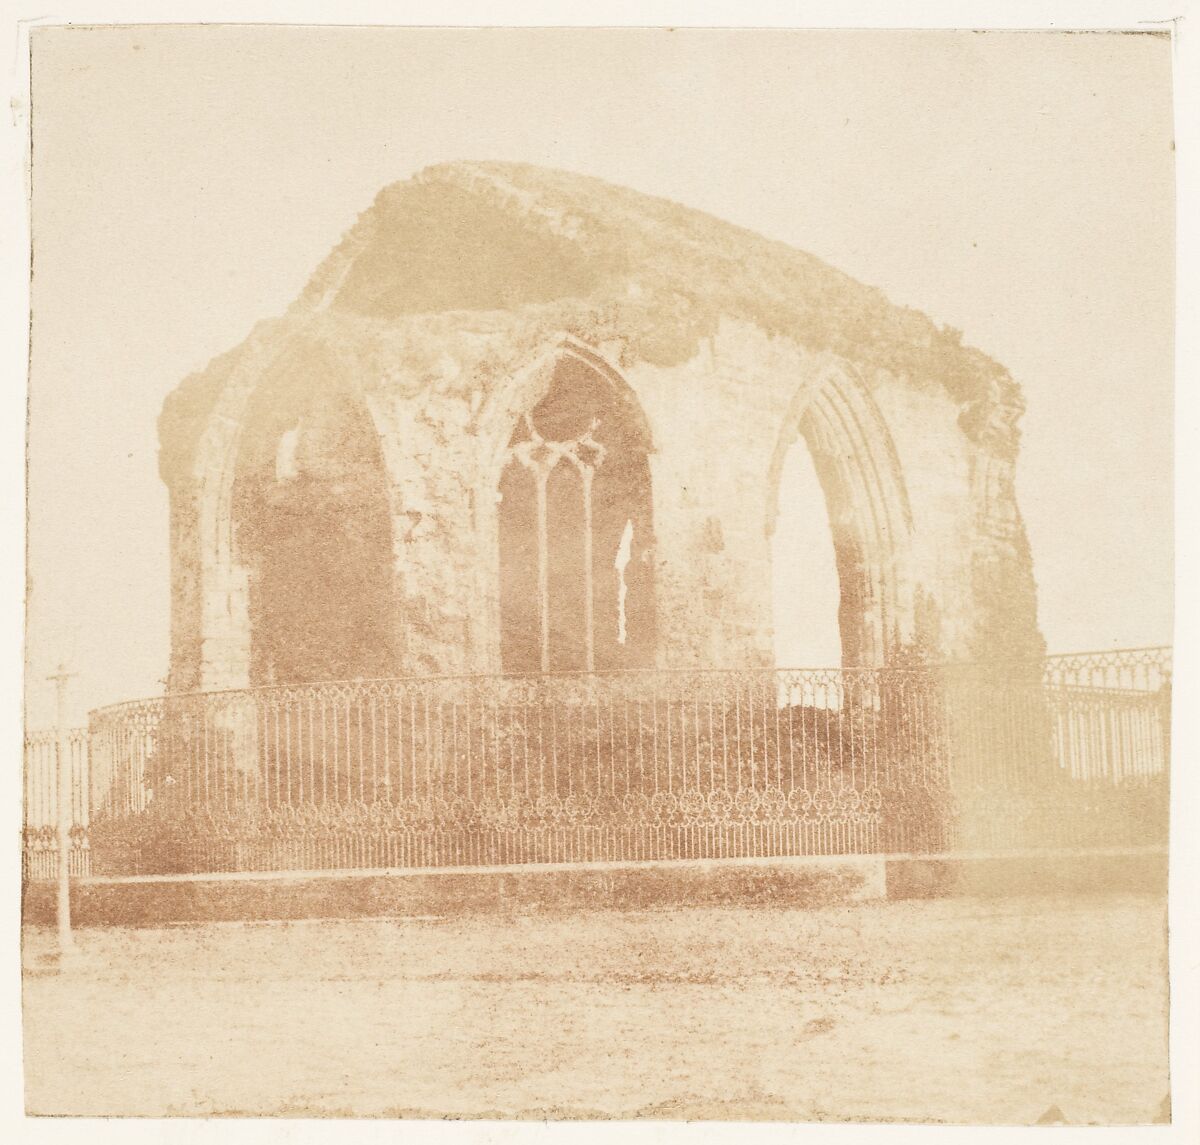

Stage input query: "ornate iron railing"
[
  {"left": 22, "top": 728, "right": 91, "bottom": 879},
  {"left": 25, "top": 648, "right": 1171, "bottom": 878}
]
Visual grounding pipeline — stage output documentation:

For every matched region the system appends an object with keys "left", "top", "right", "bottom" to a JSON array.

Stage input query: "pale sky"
[{"left": 25, "top": 26, "right": 1174, "bottom": 724}]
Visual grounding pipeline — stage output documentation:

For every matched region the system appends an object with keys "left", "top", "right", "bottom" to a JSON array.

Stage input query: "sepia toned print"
[{"left": 22, "top": 26, "right": 1173, "bottom": 1123}]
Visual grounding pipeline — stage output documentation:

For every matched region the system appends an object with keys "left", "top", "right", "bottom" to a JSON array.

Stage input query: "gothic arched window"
[{"left": 499, "top": 353, "right": 655, "bottom": 674}]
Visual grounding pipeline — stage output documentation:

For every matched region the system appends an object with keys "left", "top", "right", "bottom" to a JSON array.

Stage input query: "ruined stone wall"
[
  {"left": 159, "top": 163, "right": 1042, "bottom": 691},
  {"left": 162, "top": 310, "right": 1036, "bottom": 690}
]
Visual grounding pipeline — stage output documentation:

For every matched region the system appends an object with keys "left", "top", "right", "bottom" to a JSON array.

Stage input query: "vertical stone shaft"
[
  {"left": 581, "top": 465, "right": 595, "bottom": 672},
  {"left": 535, "top": 466, "right": 551, "bottom": 673}
]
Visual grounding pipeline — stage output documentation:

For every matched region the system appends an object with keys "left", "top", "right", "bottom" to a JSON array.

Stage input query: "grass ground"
[{"left": 22, "top": 892, "right": 1169, "bottom": 1122}]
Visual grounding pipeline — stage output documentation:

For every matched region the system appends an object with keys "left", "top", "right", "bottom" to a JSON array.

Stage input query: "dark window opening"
[
  {"left": 499, "top": 355, "right": 655, "bottom": 674},
  {"left": 234, "top": 385, "right": 395, "bottom": 686}
]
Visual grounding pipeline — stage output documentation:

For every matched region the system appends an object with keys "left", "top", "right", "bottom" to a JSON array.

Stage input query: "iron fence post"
[{"left": 48, "top": 661, "right": 77, "bottom": 956}]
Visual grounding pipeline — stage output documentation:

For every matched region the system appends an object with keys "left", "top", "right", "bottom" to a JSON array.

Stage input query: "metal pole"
[{"left": 48, "top": 661, "right": 76, "bottom": 956}]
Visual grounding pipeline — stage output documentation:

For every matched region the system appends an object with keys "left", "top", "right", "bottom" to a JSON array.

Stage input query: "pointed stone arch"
[
  {"left": 190, "top": 336, "right": 399, "bottom": 690},
  {"left": 472, "top": 337, "right": 657, "bottom": 674},
  {"left": 766, "top": 362, "right": 913, "bottom": 668}
]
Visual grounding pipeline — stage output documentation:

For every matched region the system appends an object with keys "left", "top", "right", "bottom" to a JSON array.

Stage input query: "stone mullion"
[
  {"left": 580, "top": 465, "right": 595, "bottom": 672},
  {"left": 534, "top": 463, "right": 552, "bottom": 674},
  {"left": 507, "top": 416, "right": 607, "bottom": 675}
]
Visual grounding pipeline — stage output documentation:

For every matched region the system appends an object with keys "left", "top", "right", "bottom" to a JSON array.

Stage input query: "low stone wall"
[
  {"left": 884, "top": 847, "right": 1168, "bottom": 900},
  {"left": 21, "top": 847, "right": 1166, "bottom": 928}
]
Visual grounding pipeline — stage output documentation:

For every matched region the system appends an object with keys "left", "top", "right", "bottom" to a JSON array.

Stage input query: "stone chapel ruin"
[
  {"left": 30, "top": 164, "right": 1171, "bottom": 882},
  {"left": 159, "top": 161, "right": 1042, "bottom": 694}
]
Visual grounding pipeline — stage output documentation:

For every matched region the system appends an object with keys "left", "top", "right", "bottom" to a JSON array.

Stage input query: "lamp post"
[{"left": 47, "top": 661, "right": 77, "bottom": 958}]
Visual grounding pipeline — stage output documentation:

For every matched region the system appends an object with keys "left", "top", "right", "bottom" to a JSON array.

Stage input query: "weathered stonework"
[{"left": 158, "top": 161, "right": 1042, "bottom": 692}]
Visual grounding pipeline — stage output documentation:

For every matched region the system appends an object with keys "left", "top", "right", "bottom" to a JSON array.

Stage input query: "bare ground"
[{"left": 22, "top": 893, "right": 1169, "bottom": 1122}]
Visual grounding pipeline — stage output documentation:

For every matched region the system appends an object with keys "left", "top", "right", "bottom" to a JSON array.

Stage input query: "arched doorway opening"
[
  {"left": 771, "top": 437, "right": 843, "bottom": 671},
  {"left": 767, "top": 370, "right": 912, "bottom": 677},
  {"left": 231, "top": 377, "right": 395, "bottom": 687},
  {"left": 498, "top": 353, "right": 655, "bottom": 674},
  {"left": 766, "top": 374, "right": 917, "bottom": 837}
]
